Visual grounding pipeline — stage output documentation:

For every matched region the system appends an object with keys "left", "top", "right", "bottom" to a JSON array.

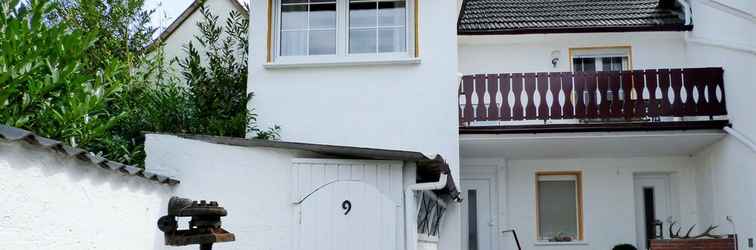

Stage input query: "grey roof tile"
[
  {"left": 458, "top": 0, "right": 690, "bottom": 34},
  {"left": 0, "top": 124, "right": 179, "bottom": 185}
]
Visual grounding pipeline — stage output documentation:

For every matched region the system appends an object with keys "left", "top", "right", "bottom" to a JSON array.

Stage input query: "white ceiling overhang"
[{"left": 460, "top": 129, "right": 726, "bottom": 159}]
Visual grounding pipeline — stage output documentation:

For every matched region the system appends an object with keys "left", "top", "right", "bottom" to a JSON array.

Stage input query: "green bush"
[
  {"left": 0, "top": 0, "right": 128, "bottom": 152},
  {"left": 1, "top": 0, "right": 277, "bottom": 166}
]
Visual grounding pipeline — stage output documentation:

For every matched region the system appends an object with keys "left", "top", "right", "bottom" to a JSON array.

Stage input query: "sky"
[{"left": 144, "top": 0, "right": 195, "bottom": 34}]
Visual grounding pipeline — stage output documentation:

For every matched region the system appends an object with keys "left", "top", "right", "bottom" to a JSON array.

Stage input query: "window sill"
[
  {"left": 534, "top": 241, "right": 589, "bottom": 246},
  {"left": 264, "top": 57, "right": 421, "bottom": 69}
]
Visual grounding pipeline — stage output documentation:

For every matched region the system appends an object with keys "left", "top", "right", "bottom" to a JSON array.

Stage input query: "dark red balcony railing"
[{"left": 459, "top": 67, "right": 727, "bottom": 126}]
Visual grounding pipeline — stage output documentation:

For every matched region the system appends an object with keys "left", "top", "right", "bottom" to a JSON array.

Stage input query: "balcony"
[{"left": 458, "top": 67, "right": 729, "bottom": 134}]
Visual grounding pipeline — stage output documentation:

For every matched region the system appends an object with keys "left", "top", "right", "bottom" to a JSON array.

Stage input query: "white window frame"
[
  {"left": 271, "top": 0, "right": 417, "bottom": 65},
  {"left": 570, "top": 47, "right": 632, "bottom": 72}
]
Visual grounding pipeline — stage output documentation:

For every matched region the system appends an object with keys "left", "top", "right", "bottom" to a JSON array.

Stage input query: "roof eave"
[{"left": 458, "top": 24, "right": 694, "bottom": 36}]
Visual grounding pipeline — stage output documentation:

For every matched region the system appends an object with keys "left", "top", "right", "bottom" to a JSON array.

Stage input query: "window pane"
[
  {"left": 602, "top": 58, "right": 613, "bottom": 71},
  {"left": 309, "top": 3, "right": 336, "bottom": 29},
  {"left": 582, "top": 58, "right": 596, "bottom": 72},
  {"left": 573, "top": 58, "right": 583, "bottom": 72},
  {"left": 378, "top": 27, "right": 405, "bottom": 53},
  {"left": 538, "top": 180, "right": 578, "bottom": 241},
  {"left": 281, "top": 5, "right": 307, "bottom": 30},
  {"left": 281, "top": 31, "right": 307, "bottom": 56},
  {"left": 350, "top": 28, "right": 376, "bottom": 53},
  {"left": 282, "top": 0, "right": 307, "bottom": 3},
  {"left": 350, "top": 2, "right": 377, "bottom": 28},
  {"left": 378, "top": 1, "right": 406, "bottom": 26},
  {"left": 309, "top": 30, "right": 336, "bottom": 55}
]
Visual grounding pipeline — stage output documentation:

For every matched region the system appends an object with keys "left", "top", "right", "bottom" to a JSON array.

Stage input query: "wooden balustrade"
[{"left": 459, "top": 67, "right": 727, "bottom": 126}]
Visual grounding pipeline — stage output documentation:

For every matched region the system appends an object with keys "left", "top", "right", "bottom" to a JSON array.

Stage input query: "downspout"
[
  {"left": 404, "top": 173, "right": 448, "bottom": 250},
  {"left": 724, "top": 127, "right": 756, "bottom": 153}
]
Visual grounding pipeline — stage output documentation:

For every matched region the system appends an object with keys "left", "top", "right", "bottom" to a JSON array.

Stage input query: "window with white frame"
[
  {"left": 571, "top": 47, "right": 631, "bottom": 72},
  {"left": 275, "top": 0, "right": 413, "bottom": 61},
  {"left": 571, "top": 47, "right": 632, "bottom": 102},
  {"left": 536, "top": 172, "right": 583, "bottom": 242}
]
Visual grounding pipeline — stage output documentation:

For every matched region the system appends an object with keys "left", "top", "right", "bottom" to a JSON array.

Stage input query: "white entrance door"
[
  {"left": 634, "top": 174, "right": 672, "bottom": 250},
  {"left": 461, "top": 179, "right": 495, "bottom": 250}
]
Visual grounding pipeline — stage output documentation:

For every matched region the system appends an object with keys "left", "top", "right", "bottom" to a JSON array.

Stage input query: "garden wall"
[{"left": 0, "top": 139, "right": 174, "bottom": 250}]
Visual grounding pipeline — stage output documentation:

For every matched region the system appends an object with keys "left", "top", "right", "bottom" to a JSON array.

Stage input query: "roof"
[
  {"left": 146, "top": 0, "right": 248, "bottom": 51},
  {"left": 457, "top": 0, "right": 692, "bottom": 35},
  {"left": 171, "top": 133, "right": 460, "bottom": 200},
  {"left": 0, "top": 125, "right": 179, "bottom": 185}
]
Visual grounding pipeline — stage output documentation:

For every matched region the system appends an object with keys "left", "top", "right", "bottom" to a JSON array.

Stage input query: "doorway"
[
  {"left": 634, "top": 174, "right": 672, "bottom": 250},
  {"left": 461, "top": 179, "right": 495, "bottom": 250}
]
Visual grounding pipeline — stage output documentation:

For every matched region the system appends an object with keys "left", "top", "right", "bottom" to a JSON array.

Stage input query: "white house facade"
[
  {"left": 3, "top": 1, "right": 755, "bottom": 250},
  {"left": 237, "top": 0, "right": 756, "bottom": 250}
]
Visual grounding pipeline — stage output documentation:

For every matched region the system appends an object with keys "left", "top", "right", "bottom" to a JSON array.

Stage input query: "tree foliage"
[
  {"left": 1, "top": 0, "right": 277, "bottom": 166},
  {"left": 0, "top": 0, "right": 128, "bottom": 151}
]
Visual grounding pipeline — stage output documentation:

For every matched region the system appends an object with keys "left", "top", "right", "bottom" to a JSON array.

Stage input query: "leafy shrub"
[
  {"left": 0, "top": 0, "right": 128, "bottom": 152},
  {"left": 177, "top": 6, "right": 279, "bottom": 139},
  {"left": 1, "top": 0, "right": 277, "bottom": 166}
]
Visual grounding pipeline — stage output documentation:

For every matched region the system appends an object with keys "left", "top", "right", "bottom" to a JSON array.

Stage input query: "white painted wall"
[
  {"left": 458, "top": 32, "right": 688, "bottom": 75},
  {"left": 146, "top": 134, "right": 445, "bottom": 250},
  {"left": 146, "top": 134, "right": 318, "bottom": 250},
  {"left": 461, "top": 156, "right": 701, "bottom": 250},
  {"left": 684, "top": 1, "right": 756, "bottom": 249},
  {"left": 248, "top": 1, "right": 461, "bottom": 249},
  {"left": 161, "top": 0, "right": 243, "bottom": 64},
  {"left": 0, "top": 140, "right": 173, "bottom": 250},
  {"left": 693, "top": 136, "right": 756, "bottom": 250}
]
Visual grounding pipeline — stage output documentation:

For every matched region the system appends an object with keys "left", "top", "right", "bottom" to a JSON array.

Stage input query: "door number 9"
[{"left": 342, "top": 200, "right": 352, "bottom": 215}]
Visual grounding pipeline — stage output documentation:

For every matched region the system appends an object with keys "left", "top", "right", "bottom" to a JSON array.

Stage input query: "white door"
[
  {"left": 291, "top": 159, "right": 404, "bottom": 250},
  {"left": 296, "top": 181, "right": 400, "bottom": 250},
  {"left": 634, "top": 174, "right": 672, "bottom": 250},
  {"left": 461, "top": 179, "right": 495, "bottom": 250}
]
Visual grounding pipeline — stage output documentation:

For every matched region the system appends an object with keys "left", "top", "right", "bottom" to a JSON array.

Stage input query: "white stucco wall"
[
  {"left": 248, "top": 1, "right": 461, "bottom": 250},
  {"left": 462, "top": 156, "right": 701, "bottom": 250},
  {"left": 458, "top": 31, "right": 688, "bottom": 75},
  {"left": 685, "top": 1, "right": 756, "bottom": 249},
  {"left": 146, "top": 134, "right": 445, "bottom": 250},
  {"left": 146, "top": 134, "right": 317, "bottom": 250},
  {"left": 693, "top": 137, "right": 756, "bottom": 250},
  {"left": 0, "top": 140, "right": 173, "bottom": 250},
  {"left": 161, "top": 0, "right": 243, "bottom": 64}
]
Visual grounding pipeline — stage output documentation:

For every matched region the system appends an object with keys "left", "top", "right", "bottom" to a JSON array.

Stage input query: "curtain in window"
[{"left": 538, "top": 178, "right": 578, "bottom": 241}]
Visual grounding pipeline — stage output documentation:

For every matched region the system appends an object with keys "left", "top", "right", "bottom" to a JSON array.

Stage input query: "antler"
[
  {"left": 669, "top": 221, "right": 682, "bottom": 239},
  {"left": 691, "top": 225, "right": 722, "bottom": 239},
  {"left": 683, "top": 224, "right": 696, "bottom": 238}
]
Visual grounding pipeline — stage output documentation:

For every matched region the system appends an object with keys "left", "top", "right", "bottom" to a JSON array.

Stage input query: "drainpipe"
[
  {"left": 724, "top": 127, "right": 756, "bottom": 153},
  {"left": 404, "top": 173, "right": 448, "bottom": 250}
]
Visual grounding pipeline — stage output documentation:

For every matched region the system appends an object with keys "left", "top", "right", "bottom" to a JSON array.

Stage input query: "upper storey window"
[
  {"left": 273, "top": 0, "right": 415, "bottom": 63},
  {"left": 349, "top": 0, "right": 407, "bottom": 54},
  {"left": 280, "top": 0, "right": 337, "bottom": 56},
  {"left": 570, "top": 47, "right": 631, "bottom": 72}
]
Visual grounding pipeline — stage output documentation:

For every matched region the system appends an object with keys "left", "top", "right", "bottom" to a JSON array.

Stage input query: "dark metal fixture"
[
  {"left": 502, "top": 229, "right": 522, "bottom": 250},
  {"left": 157, "top": 197, "right": 235, "bottom": 250}
]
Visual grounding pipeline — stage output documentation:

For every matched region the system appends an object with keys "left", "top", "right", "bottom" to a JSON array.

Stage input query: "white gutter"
[
  {"left": 404, "top": 173, "right": 449, "bottom": 250},
  {"left": 407, "top": 173, "right": 448, "bottom": 192},
  {"left": 724, "top": 127, "right": 756, "bottom": 153}
]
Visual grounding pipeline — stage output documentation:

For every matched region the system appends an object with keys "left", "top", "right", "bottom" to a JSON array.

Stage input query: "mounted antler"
[
  {"left": 683, "top": 224, "right": 696, "bottom": 238},
  {"left": 669, "top": 221, "right": 682, "bottom": 239},
  {"left": 668, "top": 221, "right": 722, "bottom": 239},
  {"left": 689, "top": 225, "right": 722, "bottom": 239}
]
